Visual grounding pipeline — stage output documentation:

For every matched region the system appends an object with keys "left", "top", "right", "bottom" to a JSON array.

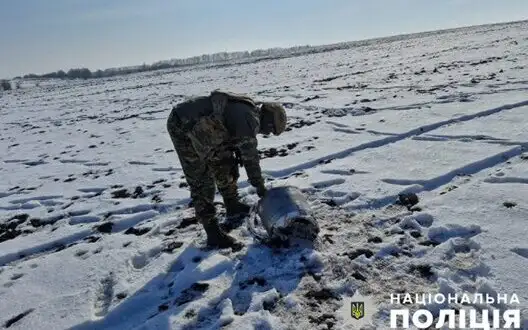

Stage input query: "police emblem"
[{"left": 351, "top": 301, "right": 365, "bottom": 320}]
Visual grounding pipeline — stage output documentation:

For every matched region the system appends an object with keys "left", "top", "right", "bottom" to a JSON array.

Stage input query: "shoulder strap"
[{"left": 210, "top": 90, "right": 229, "bottom": 121}]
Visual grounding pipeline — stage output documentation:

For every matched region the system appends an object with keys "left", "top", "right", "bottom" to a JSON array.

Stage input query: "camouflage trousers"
[{"left": 166, "top": 110, "right": 240, "bottom": 224}]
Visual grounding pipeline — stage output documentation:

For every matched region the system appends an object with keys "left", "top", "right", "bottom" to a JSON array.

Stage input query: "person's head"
[{"left": 259, "top": 102, "right": 287, "bottom": 136}]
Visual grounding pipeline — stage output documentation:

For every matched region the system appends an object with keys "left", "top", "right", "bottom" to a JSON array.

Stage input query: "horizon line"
[{"left": 6, "top": 18, "right": 527, "bottom": 80}]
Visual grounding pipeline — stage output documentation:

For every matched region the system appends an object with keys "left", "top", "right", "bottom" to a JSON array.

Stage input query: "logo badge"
[
  {"left": 351, "top": 301, "right": 365, "bottom": 320},
  {"left": 338, "top": 290, "right": 375, "bottom": 327}
]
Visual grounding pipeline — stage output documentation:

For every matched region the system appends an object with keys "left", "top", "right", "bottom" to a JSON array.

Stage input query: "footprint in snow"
[
  {"left": 452, "top": 236, "right": 481, "bottom": 253},
  {"left": 427, "top": 223, "right": 482, "bottom": 244},
  {"left": 129, "top": 243, "right": 180, "bottom": 270},
  {"left": 124, "top": 226, "right": 152, "bottom": 236},
  {"left": 152, "top": 166, "right": 180, "bottom": 172},
  {"left": 320, "top": 192, "right": 360, "bottom": 208},
  {"left": 129, "top": 160, "right": 157, "bottom": 165},
  {"left": 78, "top": 187, "right": 106, "bottom": 194},
  {"left": 82, "top": 161, "right": 111, "bottom": 167},
  {"left": 321, "top": 189, "right": 347, "bottom": 198},
  {"left": 9, "top": 195, "right": 64, "bottom": 205},
  {"left": 59, "top": 159, "right": 90, "bottom": 164},
  {"left": 173, "top": 282, "right": 210, "bottom": 307},
  {"left": 93, "top": 273, "right": 116, "bottom": 318},
  {"left": 23, "top": 160, "right": 48, "bottom": 166},
  {"left": 320, "top": 168, "right": 368, "bottom": 176},
  {"left": 110, "top": 186, "right": 145, "bottom": 199},
  {"left": 3, "top": 308, "right": 35, "bottom": 328},
  {"left": 75, "top": 249, "right": 90, "bottom": 259},
  {"left": 4, "top": 159, "right": 30, "bottom": 164},
  {"left": 93, "top": 246, "right": 104, "bottom": 255},
  {"left": 10, "top": 273, "right": 24, "bottom": 281},
  {"left": 69, "top": 215, "right": 101, "bottom": 225},
  {"left": 311, "top": 178, "right": 346, "bottom": 189},
  {"left": 511, "top": 248, "right": 528, "bottom": 260}
]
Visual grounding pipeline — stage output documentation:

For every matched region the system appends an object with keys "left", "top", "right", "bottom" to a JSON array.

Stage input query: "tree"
[
  {"left": 1, "top": 80, "right": 11, "bottom": 91},
  {"left": 66, "top": 68, "right": 92, "bottom": 79},
  {"left": 93, "top": 70, "right": 104, "bottom": 78}
]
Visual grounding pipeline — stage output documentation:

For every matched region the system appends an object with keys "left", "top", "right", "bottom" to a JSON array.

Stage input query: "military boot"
[
  {"left": 225, "top": 200, "right": 250, "bottom": 219},
  {"left": 221, "top": 200, "right": 250, "bottom": 231},
  {"left": 202, "top": 219, "right": 240, "bottom": 249}
]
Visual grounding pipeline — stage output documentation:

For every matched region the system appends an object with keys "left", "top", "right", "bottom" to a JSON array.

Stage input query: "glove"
[
  {"left": 234, "top": 148, "right": 244, "bottom": 167},
  {"left": 256, "top": 184, "right": 267, "bottom": 198}
]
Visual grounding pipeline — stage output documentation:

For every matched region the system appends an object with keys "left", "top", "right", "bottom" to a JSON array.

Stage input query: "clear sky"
[{"left": 1, "top": 0, "right": 527, "bottom": 78}]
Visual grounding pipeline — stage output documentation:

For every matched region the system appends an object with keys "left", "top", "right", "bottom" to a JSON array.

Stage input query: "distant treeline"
[
  {"left": 20, "top": 46, "right": 319, "bottom": 80},
  {"left": 19, "top": 66, "right": 167, "bottom": 80},
  {"left": 24, "top": 68, "right": 95, "bottom": 80},
  {"left": 11, "top": 19, "right": 526, "bottom": 82}
]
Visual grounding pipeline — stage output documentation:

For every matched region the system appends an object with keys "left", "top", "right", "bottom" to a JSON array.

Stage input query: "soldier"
[{"left": 166, "top": 90, "right": 287, "bottom": 249}]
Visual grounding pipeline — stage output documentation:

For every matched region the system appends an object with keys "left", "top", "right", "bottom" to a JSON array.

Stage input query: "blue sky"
[{"left": 1, "top": 0, "right": 527, "bottom": 78}]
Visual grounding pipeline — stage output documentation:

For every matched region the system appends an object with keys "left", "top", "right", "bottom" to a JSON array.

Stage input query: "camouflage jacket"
[{"left": 173, "top": 91, "right": 264, "bottom": 189}]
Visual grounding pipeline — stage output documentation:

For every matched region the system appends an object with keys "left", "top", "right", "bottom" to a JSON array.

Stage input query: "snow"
[{"left": 1, "top": 20, "right": 528, "bottom": 329}]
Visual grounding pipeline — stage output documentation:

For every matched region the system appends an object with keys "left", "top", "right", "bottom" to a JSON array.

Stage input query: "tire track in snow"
[
  {"left": 0, "top": 229, "right": 93, "bottom": 266},
  {"left": 347, "top": 146, "right": 523, "bottom": 210},
  {"left": 263, "top": 99, "right": 528, "bottom": 178},
  {"left": 0, "top": 208, "right": 163, "bottom": 267}
]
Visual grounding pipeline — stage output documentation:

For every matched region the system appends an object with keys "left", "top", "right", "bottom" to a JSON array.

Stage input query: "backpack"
[
  {"left": 185, "top": 90, "right": 257, "bottom": 161},
  {"left": 209, "top": 89, "right": 257, "bottom": 121}
]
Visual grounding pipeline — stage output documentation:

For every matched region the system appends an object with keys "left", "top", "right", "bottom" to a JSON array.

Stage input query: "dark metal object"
[{"left": 247, "top": 186, "right": 319, "bottom": 242}]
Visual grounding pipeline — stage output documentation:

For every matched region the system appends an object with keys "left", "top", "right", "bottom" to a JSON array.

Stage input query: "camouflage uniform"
[{"left": 166, "top": 90, "right": 284, "bottom": 247}]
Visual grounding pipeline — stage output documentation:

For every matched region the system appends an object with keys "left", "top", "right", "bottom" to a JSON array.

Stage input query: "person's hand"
[{"left": 257, "top": 184, "right": 267, "bottom": 198}]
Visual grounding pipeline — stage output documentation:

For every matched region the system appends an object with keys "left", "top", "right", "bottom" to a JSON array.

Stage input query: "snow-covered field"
[{"left": 1, "top": 20, "right": 528, "bottom": 329}]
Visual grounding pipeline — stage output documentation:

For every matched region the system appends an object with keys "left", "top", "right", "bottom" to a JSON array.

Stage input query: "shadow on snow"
[{"left": 70, "top": 238, "right": 319, "bottom": 330}]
